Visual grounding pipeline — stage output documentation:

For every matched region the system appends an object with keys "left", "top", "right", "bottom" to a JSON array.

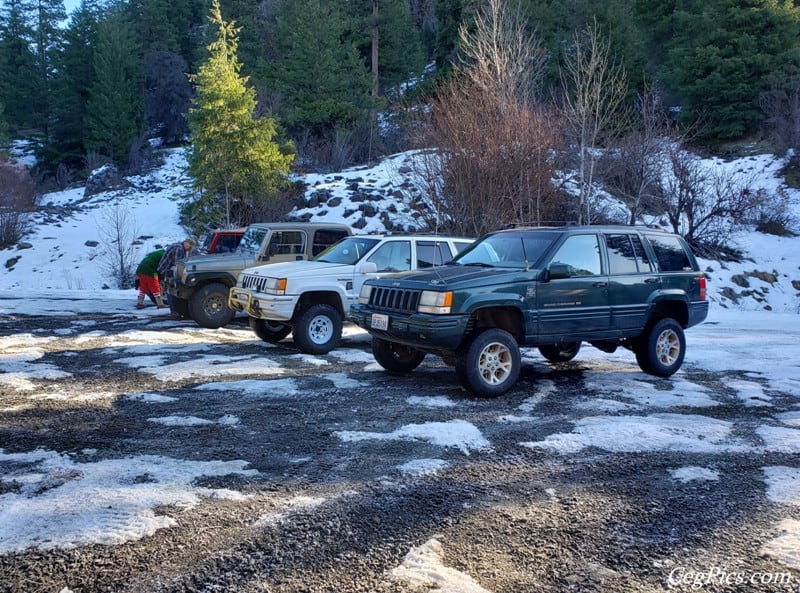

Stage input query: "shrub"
[{"left": 0, "top": 160, "right": 37, "bottom": 249}]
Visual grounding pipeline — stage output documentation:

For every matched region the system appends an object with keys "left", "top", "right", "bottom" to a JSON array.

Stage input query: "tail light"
[{"left": 698, "top": 276, "right": 707, "bottom": 300}]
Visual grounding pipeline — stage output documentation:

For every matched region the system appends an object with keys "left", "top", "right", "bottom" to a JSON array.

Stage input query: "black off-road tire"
[
  {"left": 635, "top": 317, "right": 686, "bottom": 377},
  {"left": 539, "top": 341, "right": 581, "bottom": 363},
  {"left": 292, "top": 303, "right": 342, "bottom": 354},
  {"left": 455, "top": 328, "right": 521, "bottom": 398},
  {"left": 189, "top": 283, "right": 235, "bottom": 329},
  {"left": 372, "top": 337, "right": 426, "bottom": 373},
  {"left": 249, "top": 317, "right": 292, "bottom": 343}
]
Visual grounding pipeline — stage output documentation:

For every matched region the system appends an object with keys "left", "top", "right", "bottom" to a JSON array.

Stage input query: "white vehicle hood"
[{"left": 242, "top": 260, "right": 352, "bottom": 278}]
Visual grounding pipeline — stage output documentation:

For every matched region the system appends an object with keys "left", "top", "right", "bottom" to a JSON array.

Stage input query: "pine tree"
[
  {"left": 45, "top": 0, "right": 100, "bottom": 166},
  {"left": 265, "top": 0, "right": 372, "bottom": 139},
  {"left": 187, "top": 0, "right": 294, "bottom": 227},
  {"left": 350, "top": 0, "right": 425, "bottom": 96},
  {"left": 0, "top": 0, "right": 38, "bottom": 128},
  {"left": 84, "top": 10, "right": 144, "bottom": 164},
  {"left": 32, "top": 0, "right": 67, "bottom": 136},
  {"left": 643, "top": 0, "right": 800, "bottom": 141}
]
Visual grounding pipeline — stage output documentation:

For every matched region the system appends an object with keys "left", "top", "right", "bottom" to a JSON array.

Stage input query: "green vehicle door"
[
  {"left": 536, "top": 233, "right": 610, "bottom": 338},
  {"left": 604, "top": 233, "right": 660, "bottom": 331}
]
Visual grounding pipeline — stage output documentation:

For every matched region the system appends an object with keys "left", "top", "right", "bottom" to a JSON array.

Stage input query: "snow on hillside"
[{"left": 0, "top": 146, "right": 799, "bottom": 314}]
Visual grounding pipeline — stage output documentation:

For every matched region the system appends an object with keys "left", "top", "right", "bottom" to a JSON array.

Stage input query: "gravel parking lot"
[{"left": 1, "top": 309, "right": 799, "bottom": 593}]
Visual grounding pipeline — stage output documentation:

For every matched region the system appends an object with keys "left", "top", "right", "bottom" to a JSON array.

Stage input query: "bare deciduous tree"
[
  {"left": 560, "top": 21, "right": 628, "bottom": 224},
  {"left": 0, "top": 160, "right": 37, "bottom": 248},
  {"left": 412, "top": 0, "right": 561, "bottom": 237},
  {"left": 96, "top": 202, "right": 139, "bottom": 289},
  {"left": 600, "top": 85, "right": 673, "bottom": 224},
  {"left": 458, "top": 0, "right": 547, "bottom": 106},
  {"left": 655, "top": 145, "right": 766, "bottom": 257}
]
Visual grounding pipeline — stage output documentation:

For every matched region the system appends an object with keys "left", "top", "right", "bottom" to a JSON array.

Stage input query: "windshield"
[
  {"left": 315, "top": 237, "right": 381, "bottom": 265},
  {"left": 236, "top": 228, "right": 268, "bottom": 254},
  {"left": 454, "top": 231, "right": 558, "bottom": 269}
]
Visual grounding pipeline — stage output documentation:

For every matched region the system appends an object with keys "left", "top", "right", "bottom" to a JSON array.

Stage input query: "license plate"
[{"left": 370, "top": 313, "right": 389, "bottom": 330}]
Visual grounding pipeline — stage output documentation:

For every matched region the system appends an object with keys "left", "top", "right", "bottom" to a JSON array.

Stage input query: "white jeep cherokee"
[{"left": 228, "top": 234, "right": 474, "bottom": 354}]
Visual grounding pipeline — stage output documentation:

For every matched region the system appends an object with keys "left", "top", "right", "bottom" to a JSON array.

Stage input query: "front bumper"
[
  {"left": 228, "top": 287, "right": 296, "bottom": 321},
  {"left": 349, "top": 304, "right": 469, "bottom": 351}
]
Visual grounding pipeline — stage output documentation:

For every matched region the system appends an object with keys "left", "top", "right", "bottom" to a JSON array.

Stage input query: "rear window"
[
  {"left": 416, "top": 241, "right": 454, "bottom": 268},
  {"left": 646, "top": 234, "right": 693, "bottom": 272},
  {"left": 312, "top": 229, "right": 350, "bottom": 256}
]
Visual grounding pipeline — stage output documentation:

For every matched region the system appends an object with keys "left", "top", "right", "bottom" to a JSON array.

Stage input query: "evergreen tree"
[
  {"left": 45, "top": 0, "right": 100, "bottom": 166},
  {"left": 187, "top": 0, "right": 294, "bottom": 227},
  {"left": 265, "top": 0, "right": 372, "bottom": 140},
  {"left": 0, "top": 0, "right": 38, "bottom": 128},
  {"left": 144, "top": 50, "right": 192, "bottom": 145},
  {"left": 127, "top": 0, "right": 204, "bottom": 68},
  {"left": 32, "top": 0, "right": 67, "bottom": 135},
  {"left": 639, "top": 0, "right": 800, "bottom": 141},
  {"left": 350, "top": 0, "right": 425, "bottom": 96},
  {"left": 0, "top": 99, "right": 8, "bottom": 144},
  {"left": 85, "top": 10, "right": 144, "bottom": 164}
]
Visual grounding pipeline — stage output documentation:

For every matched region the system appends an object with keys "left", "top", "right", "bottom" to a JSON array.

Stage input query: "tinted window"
[
  {"left": 416, "top": 241, "right": 453, "bottom": 268},
  {"left": 606, "top": 235, "right": 639, "bottom": 274},
  {"left": 268, "top": 231, "right": 305, "bottom": 255},
  {"left": 606, "top": 234, "right": 651, "bottom": 274},
  {"left": 214, "top": 234, "right": 240, "bottom": 253},
  {"left": 367, "top": 241, "right": 411, "bottom": 272},
  {"left": 550, "top": 234, "right": 602, "bottom": 276},
  {"left": 647, "top": 234, "right": 693, "bottom": 272},
  {"left": 312, "top": 229, "right": 349, "bottom": 256},
  {"left": 454, "top": 241, "right": 473, "bottom": 254}
]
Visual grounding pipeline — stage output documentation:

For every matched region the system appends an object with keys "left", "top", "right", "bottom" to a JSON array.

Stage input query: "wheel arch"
[
  {"left": 466, "top": 306, "right": 525, "bottom": 343},
  {"left": 648, "top": 299, "right": 689, "bottom": 328},
  {"left": 296, "top": 290, "right": 345, "bottom": 318}
]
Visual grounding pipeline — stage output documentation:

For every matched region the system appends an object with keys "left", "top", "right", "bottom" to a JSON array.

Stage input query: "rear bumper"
[{"left": 687, "top": 300, "right": 709, "bottom": 328}]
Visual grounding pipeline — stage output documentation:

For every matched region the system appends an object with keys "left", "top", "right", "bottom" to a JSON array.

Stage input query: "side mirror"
[
  {"left": 547, "top": 263, "right": 571, "bottom": 280},
  {"left": 359, "top": 262, "right": 378, "bottom": 274}
]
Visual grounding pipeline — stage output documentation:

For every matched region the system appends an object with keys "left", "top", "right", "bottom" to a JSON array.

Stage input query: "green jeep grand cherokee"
[{"left": 349, "top": 225, "right": 709, "bottom": 397}]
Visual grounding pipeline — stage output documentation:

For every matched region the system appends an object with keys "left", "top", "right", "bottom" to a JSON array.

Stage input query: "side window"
[
  {"left": 549, "top": 234, "right": 602, "bottom": 276},
  {"left": 268, "top": 231, "right": 305, "bottom": 256},
  {"left": 606, "top": 234, "right": 645, "bottom": 274},
  {"left": 215, "top": 235, "right": 239, "bottom": 253},
  {"left": 454, "top": 241, "right": 473, "bottom": 254},
  {"left": 630, "top": 235, "right": 653, "bottom": 272},
  {"left": 416, "top": 241, "right": 453, "bottom": 268},
  {"left": 647, "top": 234, "right": 693, "bottom": 272},
  {"left": 367, "top": 241, "right": 411, "bottom": 272},
  {"left": 312, "top": 229, "right": 349, "bottom": 256}
]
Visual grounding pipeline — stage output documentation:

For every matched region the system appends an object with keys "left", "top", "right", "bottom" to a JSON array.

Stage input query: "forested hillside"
[{"left": 1, "top": 0, "right": 799, "bottom": 250}]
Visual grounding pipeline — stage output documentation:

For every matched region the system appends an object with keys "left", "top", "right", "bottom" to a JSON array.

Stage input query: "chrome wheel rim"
[
  {"left": 478, "top": 342, "right": 513, "bottom": 385},
  {"left": 655, "top": 329, "right": 681, "bottom": 366}
]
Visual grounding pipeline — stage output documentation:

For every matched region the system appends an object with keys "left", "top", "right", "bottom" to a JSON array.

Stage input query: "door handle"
[
  {"left": 593, "top": 281, "right": 607, "bottom": 287},
  {"left": 644, "top": 277, "right": 659, "bottom": 283}
]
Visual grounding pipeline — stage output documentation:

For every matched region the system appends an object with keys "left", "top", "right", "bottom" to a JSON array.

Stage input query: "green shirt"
[{"left": 136, "top": 249, "right": 165, "bottom": 276}]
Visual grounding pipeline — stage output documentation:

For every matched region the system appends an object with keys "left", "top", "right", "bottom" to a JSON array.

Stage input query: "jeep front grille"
[
  {"left": 369, "top": 287, "right": 421, "bottom": 314},
  {"left": 240, "top": 273, "right": 269, "bottom": 293}
]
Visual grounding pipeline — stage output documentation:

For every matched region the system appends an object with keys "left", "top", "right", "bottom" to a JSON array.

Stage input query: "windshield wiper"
[{"left": 463, "top": 262, "right": 494, "bottom": 268}]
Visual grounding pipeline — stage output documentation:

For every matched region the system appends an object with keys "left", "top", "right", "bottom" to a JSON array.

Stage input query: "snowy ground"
[{"left": 1, "top": 147, "right": 799, "bottom": 591}]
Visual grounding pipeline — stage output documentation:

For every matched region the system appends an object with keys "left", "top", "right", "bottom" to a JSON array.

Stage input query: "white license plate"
[{"left": 370, "top": 313, "right": 389, "bottom": 330}]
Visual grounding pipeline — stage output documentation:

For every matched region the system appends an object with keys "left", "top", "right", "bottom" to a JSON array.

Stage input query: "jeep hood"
[
  {"left": 181, "top": 252, "right": 251, "bottom": 270},
  {"left": 243, "top": 260, "right": 351, "bottom": 277},
  {"left": 377, "top": 265, "right": 539, "bottom": 288}
]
